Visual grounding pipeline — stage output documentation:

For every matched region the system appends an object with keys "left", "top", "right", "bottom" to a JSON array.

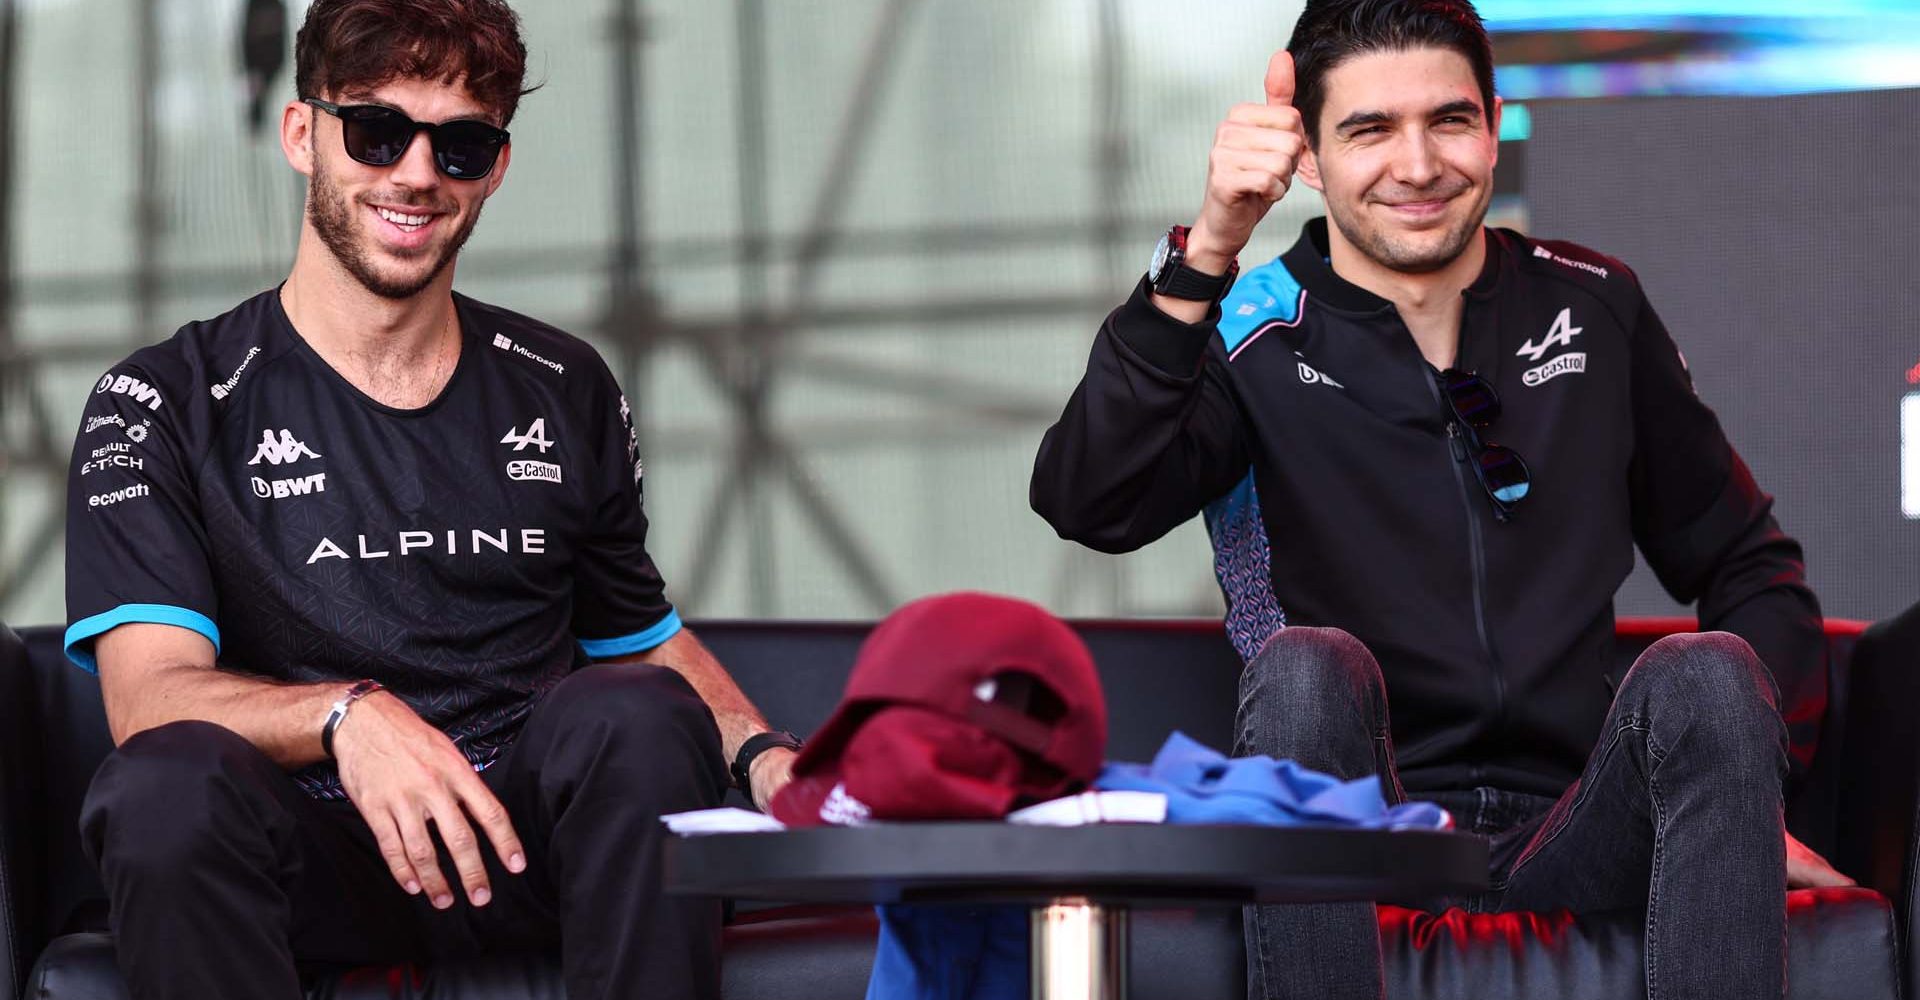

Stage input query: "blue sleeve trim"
[
  {"left": 577, "top": 608, "right": 683, "bottom": 660},
  {"left": 64, "top": 603, "right": 221, "bottom": 674},
  {"left": 1217, "top": 259, "right": 1305, "bottom": 355}
]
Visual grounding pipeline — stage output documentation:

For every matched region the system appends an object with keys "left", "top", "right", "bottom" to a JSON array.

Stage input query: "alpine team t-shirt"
[{"left": 65, "top": 288, "right": 679, "bottom": 797}]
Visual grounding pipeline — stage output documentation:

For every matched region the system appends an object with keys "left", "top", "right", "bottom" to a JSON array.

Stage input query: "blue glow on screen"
[
  {"left": 1479, "top": 3, "right": 1920, "bottom": 98},
  {"left": 1482, "top": 0, "right": 1920, "bottom": 22}
]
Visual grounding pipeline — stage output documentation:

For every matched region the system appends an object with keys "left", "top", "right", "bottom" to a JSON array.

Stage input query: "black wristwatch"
[
  {"left": 731, "top": 730, "right": 803, "bottom": 793},
  {"left": 1148, "top": 225, "right": 1239, "bottom": 304}
]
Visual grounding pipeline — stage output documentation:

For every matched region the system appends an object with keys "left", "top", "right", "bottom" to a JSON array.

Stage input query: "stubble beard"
[
  {"left": 1326, "top": 186, "right": 1489, "bottom": 276},
  {"left": 307, "top": 155, "right": 483, "bottom": 301}
]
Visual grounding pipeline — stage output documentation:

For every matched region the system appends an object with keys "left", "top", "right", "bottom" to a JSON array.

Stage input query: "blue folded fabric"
[
  {"left": 865, "top": 733, "right": 1450, "bottom": 999},
  {"left": 867, "top": 904, "right": 1028, "bottom": 1000},
  {"left": 1094, "top": 731, "right": 1450, "bottom": 830}
]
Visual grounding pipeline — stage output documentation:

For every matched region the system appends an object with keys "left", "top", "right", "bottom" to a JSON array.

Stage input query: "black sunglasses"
[
  {"left": 1437, "top": 368, "right": 1532, "bottom": 521},
  {"left": 304, "top": 99, "right": 510, "bottom": 180}
]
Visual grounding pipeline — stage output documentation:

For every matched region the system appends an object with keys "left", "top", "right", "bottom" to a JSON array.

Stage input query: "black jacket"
[{"left": 1032, "top": 219, "right": 1824, "bottom": 798}]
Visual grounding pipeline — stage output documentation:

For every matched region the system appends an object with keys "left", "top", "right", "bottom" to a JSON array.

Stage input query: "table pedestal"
[{"left": 1031, "top": 897, "right": 1128, "bottom": 1000}]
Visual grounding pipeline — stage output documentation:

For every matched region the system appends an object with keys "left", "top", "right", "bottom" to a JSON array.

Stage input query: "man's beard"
[
  {"left": 1326, "top": 184, "right": 1488, "bottom": 276},
  {"left": 308, "top": 156, "right": 481, "bottom": 300}
]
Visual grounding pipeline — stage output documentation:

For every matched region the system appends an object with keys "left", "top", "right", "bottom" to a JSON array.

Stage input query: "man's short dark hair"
[
  {"left": 1286, "top": 0, "right": 1496, "bottom": 145},
  {"left": 294, "top": 0, "right": 533, "bottom": 127}
]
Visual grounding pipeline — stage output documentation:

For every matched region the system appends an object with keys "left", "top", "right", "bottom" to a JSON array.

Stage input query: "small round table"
[{"left": 666, "top": 822, "right": 1486, "bottom": 1000}]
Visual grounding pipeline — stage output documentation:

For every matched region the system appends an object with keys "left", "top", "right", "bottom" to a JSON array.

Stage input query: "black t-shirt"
[{"left": 65, "top": 288, "right": 678, "bottom": 797}]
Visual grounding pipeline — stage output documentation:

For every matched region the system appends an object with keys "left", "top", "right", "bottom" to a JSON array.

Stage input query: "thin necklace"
[{"left": 430, "top": 306, "right": 456, "bottom": 392}]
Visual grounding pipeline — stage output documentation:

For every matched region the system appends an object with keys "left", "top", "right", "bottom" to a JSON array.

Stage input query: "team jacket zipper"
[{"left": 1429, "top": 370, "right": 1509, "bottom": 751}]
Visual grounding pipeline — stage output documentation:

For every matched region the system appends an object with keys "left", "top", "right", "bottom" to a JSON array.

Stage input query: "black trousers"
[{"left": 80, "top": 664, "right": 729, "bottom": 1000}]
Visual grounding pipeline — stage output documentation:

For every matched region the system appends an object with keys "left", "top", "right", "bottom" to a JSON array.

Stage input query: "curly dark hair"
[{"left": 294, "top": 0, "right": 535, "bottom": 126}]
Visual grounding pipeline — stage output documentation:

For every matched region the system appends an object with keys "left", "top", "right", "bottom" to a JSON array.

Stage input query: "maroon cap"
[{"left": 769, "top": 592, "right": 1107, "bottom": 826}]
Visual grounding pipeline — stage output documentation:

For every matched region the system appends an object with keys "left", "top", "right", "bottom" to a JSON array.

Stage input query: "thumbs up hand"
[{"left": 1184, "top": 50, "right": 1310, "bottom": 274}]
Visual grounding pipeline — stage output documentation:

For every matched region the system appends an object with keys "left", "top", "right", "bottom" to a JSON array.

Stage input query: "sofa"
[{"left": 3, "top": 608, "right": 1916, "bottom": 999}]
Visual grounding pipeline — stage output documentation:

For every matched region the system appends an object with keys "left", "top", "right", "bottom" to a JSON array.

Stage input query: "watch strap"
[
  {"left": 732, "top": 730, "right": 803, "bottom": 793},
  {"left": 1157, "top": 260, "right": 1237, "bottom": 302},
  {"left": 1151, "top": 225, "right": 1239, "bottom": 303}
]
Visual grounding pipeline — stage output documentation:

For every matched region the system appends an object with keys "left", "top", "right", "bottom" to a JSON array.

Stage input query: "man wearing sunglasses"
[
  {"left": 1032, "top": 1, "right": 1845, "bottom": 998},
  {"left": 62, "top": 2, "right": 795, "bottom": 999}
]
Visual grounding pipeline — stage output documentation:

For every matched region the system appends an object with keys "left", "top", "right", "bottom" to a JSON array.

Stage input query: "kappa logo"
[
  {"left": 1296, "top": 361, "right": 1344, "bottom": 389},
  {"left": 1517, "top": 308, "right": 1582, "bottom": 363},
  {"left": 247, "top": 429, "right": 321, "bottom": 466},
  {"left": 1523, "top": 352, "right": 1587, "bottom": 387},
  {"left": 252, "top": 472, "right": 327, "bottom": 500},
  {"left": 95, "top": 373, "right": 165, "bottom": 411},
  {"left": 500, "top": 418, "right": 554, "bottom": 454},
  {"left": 209, "top": 346, "right": 262, "bottom": 400}
]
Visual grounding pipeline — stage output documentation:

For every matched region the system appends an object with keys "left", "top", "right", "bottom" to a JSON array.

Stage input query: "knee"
[
  {"left": 82, "top": 721, "right": 278, "bottom": 871},
  {"left": 1624, "top": 632, "right": 1783, "bottom": 746},
  {"left": 1241, "top": 627, "right": 1385, "bottom": 714}
]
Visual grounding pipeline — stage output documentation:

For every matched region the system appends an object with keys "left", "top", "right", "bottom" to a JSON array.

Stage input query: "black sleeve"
[
  {"left": 63, "top": 365, "right": 222, "bottom": 672},
  {"left": 1626, "top": 295, "right": 1826, "bottom": 777},
  {"left": 1030, "top": 278, "right": 1252, "bottom": 553},
  {"left": 568, "top": 360, "right": 680, "bottom": 659}
]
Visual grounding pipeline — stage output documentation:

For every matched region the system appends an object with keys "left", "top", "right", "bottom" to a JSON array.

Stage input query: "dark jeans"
[
  {"left": 80, "top": 664, "right": 730, "bottom": 1000},
  {"left": 1236, "top": 627, "right": 1788, "bottom": 1000}
]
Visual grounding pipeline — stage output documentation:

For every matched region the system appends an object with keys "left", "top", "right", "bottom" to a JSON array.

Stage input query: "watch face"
[{"left": 1148, "top": 232, "right": 1173, "bottom": 282}]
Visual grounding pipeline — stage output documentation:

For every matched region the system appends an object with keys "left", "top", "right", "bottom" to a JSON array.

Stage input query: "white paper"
[
  {"left": 1007, "top": 790, "right": 1168, "bottom": 826},
  {"left": 661, "top": 807, "right": 788, "bottom": 836}
]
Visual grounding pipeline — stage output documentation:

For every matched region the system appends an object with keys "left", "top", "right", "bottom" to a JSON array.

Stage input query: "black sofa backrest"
[
  {"left": 2, "top": 621, "right": 1253, "bottom": 951},
  {"left": 0, "top": 615, "right": 1877, "bottom": 1000}
]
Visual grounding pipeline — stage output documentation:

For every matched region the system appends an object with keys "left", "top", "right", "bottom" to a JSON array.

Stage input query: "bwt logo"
[
  {"left": 252, "top": 473, "right": 327, "bottom": 500},
  {"left": 95, "top": 373, "right": 164, "bottom": 411}
]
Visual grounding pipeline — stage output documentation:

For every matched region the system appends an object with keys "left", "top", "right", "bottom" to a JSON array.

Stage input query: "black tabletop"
[{"left": 665, "top": 823, "right": 1487, "bottom": 907}]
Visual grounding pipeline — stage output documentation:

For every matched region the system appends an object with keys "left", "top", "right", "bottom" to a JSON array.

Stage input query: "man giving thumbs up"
[{"left": 1033, "top": 2, "right": 1840, "bottom": 999}]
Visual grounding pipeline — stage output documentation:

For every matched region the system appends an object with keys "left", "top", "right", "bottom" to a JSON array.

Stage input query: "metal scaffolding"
[{"left": 0, "top": 0, "right": 1197, "bottom": 621}]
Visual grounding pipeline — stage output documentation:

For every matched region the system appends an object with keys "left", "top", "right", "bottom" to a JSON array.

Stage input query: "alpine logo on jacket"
[
  {"left": 1518, "top": 308, "right": 1589, "bottom": 387},
  {"left": 1517, "top": 308, "right": 1582, "bottom": 362}
]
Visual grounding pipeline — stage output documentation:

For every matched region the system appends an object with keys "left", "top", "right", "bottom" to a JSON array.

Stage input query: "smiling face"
[
  {"left": 293, "top": 76, "right": 511, "bottom": 301},
  {"left": 1297, "top": 46, "right": 1499, "bottom": 276}
]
